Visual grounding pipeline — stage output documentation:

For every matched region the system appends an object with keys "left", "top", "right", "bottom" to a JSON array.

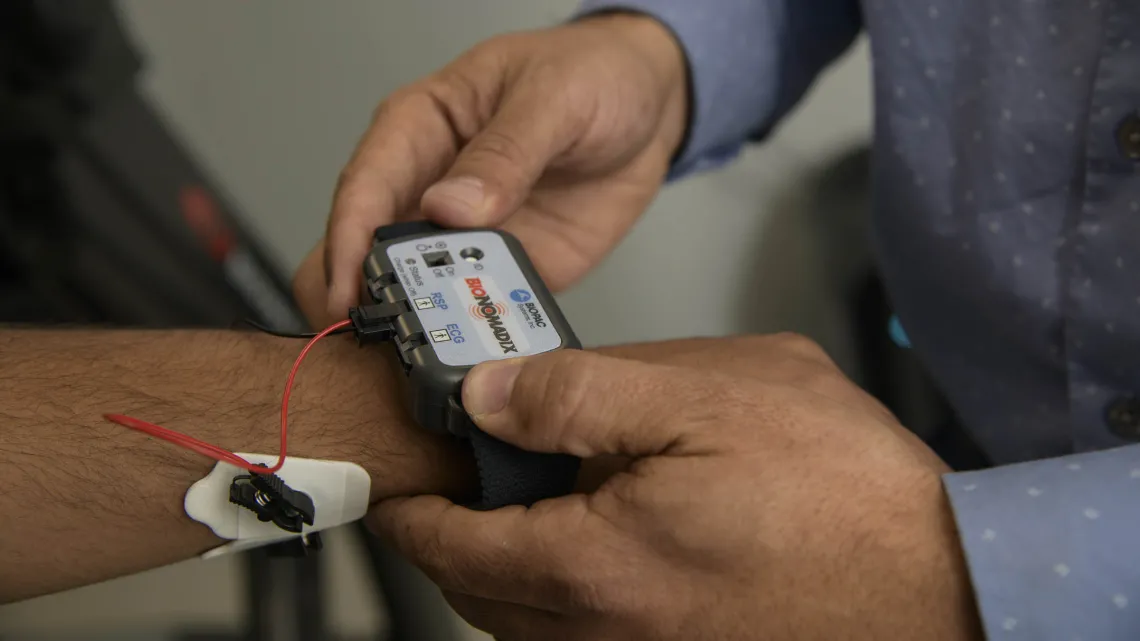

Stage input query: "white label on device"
[{"left": 386, "top": 231, "right": 563, "bottom": 366}]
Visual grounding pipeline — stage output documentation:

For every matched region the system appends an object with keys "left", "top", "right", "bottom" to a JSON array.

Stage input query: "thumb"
[
  {"left": 461, "top": 350, "right": 701, "bottom": 458},
  {"left": 421, "top": 87, "right": 571, "bottom": 227}
]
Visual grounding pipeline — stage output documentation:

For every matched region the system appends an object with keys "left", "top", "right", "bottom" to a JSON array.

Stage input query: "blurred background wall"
[{"left": 0, "top": 1, "right": 872, "bottom": 639}]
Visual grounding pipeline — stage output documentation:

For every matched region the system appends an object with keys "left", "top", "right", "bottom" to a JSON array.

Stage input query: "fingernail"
[
  {"left": 464, "top": 360, "right": 521, "bottom": 418},
  {"left": 423, "top": 177, "right": 485, "bottom": 221}
]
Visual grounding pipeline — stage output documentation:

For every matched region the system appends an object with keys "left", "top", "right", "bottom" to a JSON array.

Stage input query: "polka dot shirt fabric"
[{"left": 577, "top": 0, "right": 1140, "bottom": 637}]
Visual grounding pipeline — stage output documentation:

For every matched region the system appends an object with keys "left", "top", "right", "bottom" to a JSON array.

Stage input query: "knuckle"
[
  {"left": 389, "top": 90, "right": 447, "bottom": 136},
  {"left": 367, "top": 96, "right": 397, "bottom": 127},
  {"left": 464, "top": 33, "right": 513, "bottom": 63},
  {"left": 770, "top": 332, "right": 836, "bottom": 366},
  {"left": 409, "top": 524, "right": 469, "bottom": 593},
  {"left": 468, "top": 128, "right": 530, "bottom": 168},
  {"left": 423, "top": 73, "right": 488, "bottom": 140},
  {"left": 453, "top": 38, "right": 511, "bottom": 80},
  {"left": 330, "top": 169, "right": 371, "bottom": 220},
  {"left": 542, "top": 547, "right": 614, "bottom": 614},
  {"left": 366, "top": 89, "right": 443, "bottom": 151},
  {"left": 332, "top": 146, "right": 406, "bottom": 221},
  {"left": 465, "top": 32, "right": 539, "bottom": 74},
  {"left": 407, "top": 524, "right": 448, "bottom": 577},
  {"left": 370, "top": 85, "right": 420, "bottom": 123},
  {"left": 332, "top": 167, "right": 359, "bottom": 203},
  {"left": 530, "top": 353, "right": 596, "bottom": 446},
  {"left": 519, "top": 503, "right": 603, "bottom": 611}
]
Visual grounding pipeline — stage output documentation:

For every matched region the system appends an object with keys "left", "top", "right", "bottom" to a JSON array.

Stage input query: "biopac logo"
[
  {"left": 464, "top": 277, "right": 518, "bottom": 354},
  {"left": 511, "top": 288, "right": 547, "bottom": 328}
]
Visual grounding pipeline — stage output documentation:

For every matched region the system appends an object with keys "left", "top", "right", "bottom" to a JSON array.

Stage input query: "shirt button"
[
  {"left": 1105, "top": 395, "right": 1140, "bottom": 440},
  {"left": 1118, "top": 113, "right": 1140, "bottom": 160}
]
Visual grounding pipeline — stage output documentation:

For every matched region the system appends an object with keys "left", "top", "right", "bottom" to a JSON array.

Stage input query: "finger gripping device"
[{"left": 350, "top": 221, "right": 582, "bottom": 510}]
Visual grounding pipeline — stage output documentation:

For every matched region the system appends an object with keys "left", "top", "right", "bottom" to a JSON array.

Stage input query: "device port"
[
  {"left": 422, "top": 250, "right": 453, "bottom": 267},
  {"left": 459, "top": 247, "right": 484, "bottom": 262}
]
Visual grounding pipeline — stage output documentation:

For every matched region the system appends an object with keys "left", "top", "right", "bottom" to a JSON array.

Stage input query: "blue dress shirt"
[{"left": 577, "top": 1, "right": 1140, "bottom": 637}]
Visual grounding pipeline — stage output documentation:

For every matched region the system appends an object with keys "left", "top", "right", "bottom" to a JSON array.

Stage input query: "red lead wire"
[{"left": 104, "top": 319, "right": 353, "bottom": 475}]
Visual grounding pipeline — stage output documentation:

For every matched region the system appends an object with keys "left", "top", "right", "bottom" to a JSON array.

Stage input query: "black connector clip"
[
  {"left": 229, "top": 465, "right": 316, "bottom": 534},
  {"left": 348, "top": 302, "right": 405, "bottom": 345}
]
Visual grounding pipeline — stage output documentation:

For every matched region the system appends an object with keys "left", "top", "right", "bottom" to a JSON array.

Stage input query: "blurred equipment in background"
[
  {"left": 0, "top": 0, "right": 301, "bottom": 329},
  {"left": 0, "top": 1, "right": 458, "bottom": 640}
]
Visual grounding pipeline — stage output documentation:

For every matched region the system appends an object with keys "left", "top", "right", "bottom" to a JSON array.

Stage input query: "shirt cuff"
[
  {"left": 572, "top": 0, "right": 783, "bottom": 181},
  {"left": 944, "top": 445, "right": 1140, "bottom": 639}
]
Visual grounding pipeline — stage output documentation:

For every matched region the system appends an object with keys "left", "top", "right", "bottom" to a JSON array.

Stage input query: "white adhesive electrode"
[{"left": 184, "top": 453, "right": 370, "bottom": 559}]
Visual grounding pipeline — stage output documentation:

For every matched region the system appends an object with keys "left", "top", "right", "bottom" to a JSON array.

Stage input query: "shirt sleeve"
[
  {"left": 573, "top": 0, "right": 863, "bottom": 180},
  {"left": 944, "top": 445, "right": 1140, "bottom": 639}
]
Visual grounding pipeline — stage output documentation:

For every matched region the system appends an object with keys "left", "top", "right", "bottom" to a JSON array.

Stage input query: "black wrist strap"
[
  {"left": 466, "top": 425, "right": 580, "bottom": 511},
  {"left": 374, "top": 220, "right": 580, "bottom": 510}
]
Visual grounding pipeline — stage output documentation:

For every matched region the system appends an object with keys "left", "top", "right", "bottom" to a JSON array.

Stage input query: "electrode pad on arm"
[
  {"left": 350, "top": 221, "right": 581, "bottom": 510},
  {"left": 185, "top": 454, "right": 371, "bottom": 559}
]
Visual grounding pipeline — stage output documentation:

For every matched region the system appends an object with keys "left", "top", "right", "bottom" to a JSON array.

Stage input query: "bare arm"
[
  {"left": 0, "top": 328, "right": 474, "bottom": 604},
  {"left": 0, "top": 317, "right": 795, "bottom": 605}
]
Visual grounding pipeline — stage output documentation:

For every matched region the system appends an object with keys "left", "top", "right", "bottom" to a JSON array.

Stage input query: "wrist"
[
  {"left": 241, "top": 334, "right": 477, "bottom": 505},
  {"left": 574, "top": 11, "right": 690, "bottom": 160}
]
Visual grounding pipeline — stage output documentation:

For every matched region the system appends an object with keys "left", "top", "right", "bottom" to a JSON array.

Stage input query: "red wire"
[{"left": 104, "top": 319, "right": 353, "bottom": 475}]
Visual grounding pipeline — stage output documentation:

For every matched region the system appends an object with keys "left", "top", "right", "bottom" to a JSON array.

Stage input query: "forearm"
[
  {"left": 0, "top": 328, "right": 473, "bottom": 603},
  {"left": 0, "top": 330, "right": 791, "bottom": 603}
]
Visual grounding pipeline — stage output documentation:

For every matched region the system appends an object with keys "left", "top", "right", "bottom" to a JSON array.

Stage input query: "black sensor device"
[{"left": 353, "top": 221, "right": 581, "bottom": 510}]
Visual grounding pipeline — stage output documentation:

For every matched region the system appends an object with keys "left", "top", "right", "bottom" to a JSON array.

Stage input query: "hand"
[
  {"left": 320, "top": 12, "right": 689, "bottom": 321},
  {"left": 370, "top": 335, "right": 984, "bottom": 641}
]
